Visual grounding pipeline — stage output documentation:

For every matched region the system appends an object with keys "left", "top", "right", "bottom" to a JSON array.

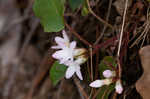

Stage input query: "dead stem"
[
  {"left": 117, "top": 0, "right": 128, "bottom": 79},
  {"left": 92, "top": 36, "right": 117, "bottom": 55},
  {"left": 92, "top": 88, "right": 101, "bottom": 99},
  {"left": 86, "top": 0, "right": 114, "bottom": 30},
  {"left": 73, "top": 76, "right": 89, "bottom": 99},
  {"left": 94, "top": 0, "right": 113, "bottom": 45},
  {"left": 117, "top": 0, "right": 128, "bottom": 57},
  {"left": 130, "top": 7, "right": 150, "bottom": 48},
  {"left": 65, "top": 22, "right": 92, "bottom": 47},
  {"left": 90, "top": 46, "right": 93, "bottom": 81}
]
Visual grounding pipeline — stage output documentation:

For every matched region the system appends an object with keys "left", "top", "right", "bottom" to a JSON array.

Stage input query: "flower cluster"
[
  {"left": 51, "top": 30, "right": 123, "bottom": 94},
  {"left": 52, "top": 30, "right": 87, "bottom": 80},
  {"left": 90, "top": 69, "right": 123, "bottom": 94}
]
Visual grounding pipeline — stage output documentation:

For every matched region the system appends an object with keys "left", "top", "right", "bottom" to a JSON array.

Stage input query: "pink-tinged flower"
[
  {"left": 115, "top": 80, "right": 123, "bottom": 94},
  {"left": 64, "top": 60, "right": 83, "bottom": 80},
  {"left": 52, "top": 41, "right": 76, "bottom": 64},
  {"left": 51, "top": 30, "right": 77, "bottom": 64},
  {"left": 51, "top": 30, "right": 70, "bottom": 49},
  {"left": 103, "top": 70, "right": 116, "bottom": 78},
  {"left": 89, "top": 79, "right": 112, "bottom": 88}
]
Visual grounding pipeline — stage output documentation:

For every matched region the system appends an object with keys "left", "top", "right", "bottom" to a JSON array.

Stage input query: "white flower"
[
  {"left": 89, "top": 79, "right": 112, "bottom": 88},
  {"left": 51, "top": 30, "right": 88, "bottom": 80},
  {"left": 51, "top": 30, "right": 77, "bottom": 64},
  {"left": 115, "top": 80, "right": 123, "bottom": 94},
  {"left": 64, "top": 60, "right": 83, "bottom": 80},
  {"left": 52, "top": 41, "right": 76, "bottom": 64},
  {"left": 103, "top": 70, "right": 116, "bottom": 78},
  {"left": 51, "top": 30, "right": 70, "bottom": 49}
]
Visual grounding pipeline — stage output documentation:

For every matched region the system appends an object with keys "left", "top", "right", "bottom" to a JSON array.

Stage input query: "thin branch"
[
  {"left": 92, "top": 36, "right": 117, "bottom": 55},
  {"left": 94, "top": 0, "right": 113, "bottom": 45},
  {"left": 117, "top": 0, "right": 128, "bottom": 79},
  {"left": 73, "top": 76, "right": 89, "bottom": 99},
  {"left": 89, "top": 46, "right": 94, "bottom": 98},
  {"left": 117, "top": 0, "right": 128, "bottom": 57},
  {"left": 92, "top": 88, "right": 101, "bottom": 99},
  {"left": 90, "top": 46, "right": 93, "bottom": 81},
  {"left": 65, "top": 22, "right": 92, "bottom": 47},
  {"left": 86, "top": 0, "right": 114, "bottom": 30}
]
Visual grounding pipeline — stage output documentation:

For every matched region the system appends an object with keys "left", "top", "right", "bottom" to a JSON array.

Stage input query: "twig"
[
  {"left": 117, "top": 0, "right": 128, "bottom": 57},
  {"left": 73, "top": 76, "right": 89, "bottom": 99},
  {"left": 90, "top": 46, "right": 93, "bottom": 81},
  {"left": 130, "top": 7, "right": 150, "bottom": 48},
  {"left": 94, "top": 0, "right": 113, "bottom": 45},
  {"left": 92, "top": 88, "right": 101, "bottom": 99},
  {"left": 102, "top": 86, "right": 109, "bottom": 99},
  {"left": 65, "top": 22, "right": 92, "bottom": 47},
  {"left": 57, "top": 79, "right": 65, "bottom": 99},
  {"left": 117, "top": 0, "right": 128, "bottom": 79},
  {"left": 86, "top": 0, "right": 114, "bottom": 30},
  {"left": 92, "top": 36, "right": 117, "bottom": 55},
  {"left": 89, "top": 45, "right": 94, "bottom": 98}
]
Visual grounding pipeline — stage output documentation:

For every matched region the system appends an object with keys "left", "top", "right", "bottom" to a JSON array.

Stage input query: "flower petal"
[
  {"left": 55, "top": 37, "right": 64, "bottom": 43},
  {"left": 89, "top": 80, "right": 104, "bottom": 88},
  {"left": 55, "top": 37, "right": 66, "bottom": 47},
  {"left": 65, "top": 66, "right": 76, "bottom": 79},
  {"left": 62, "top": 30, "right": 69, "bottom": 42},
  {"left": 52, "top": 50, "right": 64, "bottom": 59},
  {"left": 76, "top": 66, "right": 83, "bottom": 80},
  {"left": 51, "top": 45, "right": 61, "bottom": 49},
  {"left": 70, "top": 41, "right": 76, "bottom": 49}
]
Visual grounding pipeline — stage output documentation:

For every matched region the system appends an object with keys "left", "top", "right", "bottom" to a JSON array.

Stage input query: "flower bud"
[
  {"left": 115, "top": 80, "right": 123, "bottom": 94},
  {"left": 89, "top": 80, "right": 105, "bottom": 88},
  {"left": 89, "top": 79, "right": 112, "bottom": 88},
  {"left": 103, "top": 70, "right": 116, "bottom": 78}
]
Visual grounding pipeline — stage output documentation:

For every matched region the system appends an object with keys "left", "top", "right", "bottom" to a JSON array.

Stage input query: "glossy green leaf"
[
  {"left": 96, "top": 84, "right": 115, "bottom": 99},
  {"left": 99, "top": 56, "right": 117, "bottom": 78},
  {"left": 50, "top": 61, "right": 67, "bottom": 86},
  {"left": 33, "top": 0, "right": 65, "bottom": 32},
  {"left": 69, "top": 0, "right": 83, "bottom": 11}
]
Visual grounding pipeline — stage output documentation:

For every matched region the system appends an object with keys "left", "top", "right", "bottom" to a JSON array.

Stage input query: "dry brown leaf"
[{"left": 136, "top": 45, "right": 150, "bottom": 99}]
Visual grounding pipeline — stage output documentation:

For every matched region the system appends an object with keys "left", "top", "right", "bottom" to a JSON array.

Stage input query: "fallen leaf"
[{"left": 136, "top": 45, "right": 150, "bottom": 99}]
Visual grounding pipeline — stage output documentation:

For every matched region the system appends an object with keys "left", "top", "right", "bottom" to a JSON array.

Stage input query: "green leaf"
[
  {"left": 81, "top": 0, "right": 89, "bottom": 16},
  {"left": 50, "top": 61, "right": 67, "bottom": 86},
  {"left": 96, "top": 84, "right": 115, "bottom": 99},
  {"left": 33, "top": 0, "right": 65, "bottom": 32},
  {"left": 99, "top": 56, "right": 117, "bottom": 78},
  {"left": 69, "top": 0, "right": 83, "bottom": 11}
]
